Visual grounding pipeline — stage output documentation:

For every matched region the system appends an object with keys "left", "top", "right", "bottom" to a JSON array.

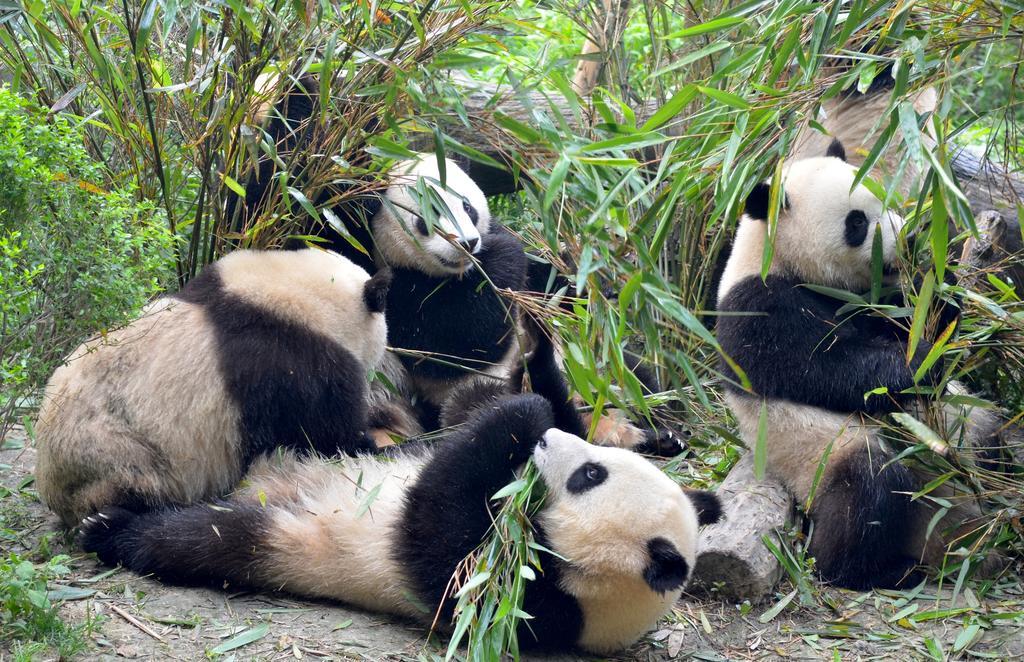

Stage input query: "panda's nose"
[{"left": 459, "top": 237, "right": 479, "bottom": 253}]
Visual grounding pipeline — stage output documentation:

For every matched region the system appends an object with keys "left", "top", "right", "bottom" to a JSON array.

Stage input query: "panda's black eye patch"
[
  {"left": 567, "top": 462, "right": 607, "bottom": 494},
  {"left": 462, "top": 199, "right": 479, "bottom": 225},
  {"left": 413, "top": 214, "right": 429, "bottom": 236},
  {"left": 844, "top": 210, "right": 869, "bottom": 247}
]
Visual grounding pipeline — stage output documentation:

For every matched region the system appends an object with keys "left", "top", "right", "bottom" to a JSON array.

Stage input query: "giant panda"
[
  {"left": 369, "top": 156, "right": 679, "bottom": 452},
  {"left": 715, "top": 141, "right": 1000, "bottom": 589},
  {"left": 238, "top": 76, "right": 671, "bottom": 450},
  {"left": 78, "top": 393, "right": 722, "bottom": 654},
  {"left": 35, "top": 248, "right": 392, "bottom": 527},
  {"left": 371, "top": 154, "right": 529, "bottom": 419}
]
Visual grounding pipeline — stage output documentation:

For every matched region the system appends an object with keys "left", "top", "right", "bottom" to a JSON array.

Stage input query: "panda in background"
[
  {"left": 789, "top": 68, "right": 938, "bottom": 199},
  {"left": 79, "top": 393, "right": 722, "bottom": 654},
  {"left": 239, "top": 75, "right": 672, "bottom": 451},
  {"left": 716, "top": 140, "right": 1000, "bottom": 589},
  {"left": 232, "top": 73, "right": 382, "bottom": 273},
  {"left": 35, "top": 248, "right": 392, "bottom": 527}
]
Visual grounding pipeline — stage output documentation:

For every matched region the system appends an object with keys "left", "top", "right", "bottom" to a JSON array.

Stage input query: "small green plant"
[
  {"left": 0, "top": 553, "right": 95, "bottom": 658},
  {"left": 763, "top": 523, "right": 819, "bottom": 609}
]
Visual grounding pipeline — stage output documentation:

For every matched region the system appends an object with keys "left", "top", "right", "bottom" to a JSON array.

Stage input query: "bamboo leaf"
[
  {"left": 892, "top": 413, "right": 948, "bottom": 456},
  {"left": 870, "top": 224, "right": 883, "bottom": 304},
  {"left": 759, "top": 588, "right": 797, "bottom": 623},
  {"left": 454, "top": 572, "right": 491, "bottom": 599},
  {"left": 287, "top": 187, "right": 319, "bottom": 220},
  {"left": 665, "top": 15, "right": 744, "bottom": 39},
  {"left": 543, "top": 155, "right": 570, "bottom": 213},
  {"left": 641, "top": 86, "right": 698, "bottom": 130},
  {"left": 209, "top": 623, "right": 269, "bottom": 655},
  {"left": 753, "top": 400, "right": 768, "bottom": 481},
  {"left": 696, "top": 85, "right": 750, "bottom": 110},
  {"left": 930, "top": 183, "right": 949, "bottom": 283},
  {"left": 491, "top": 479, "right": 528, "bottom": 501},
  {"left": 906, "top": 271, "right": 934, "bottom": 366}
]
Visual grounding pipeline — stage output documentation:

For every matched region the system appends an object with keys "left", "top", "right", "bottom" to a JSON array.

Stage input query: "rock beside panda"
[{"left": 35, "top": 248, "right": 391, "bottom": 527}]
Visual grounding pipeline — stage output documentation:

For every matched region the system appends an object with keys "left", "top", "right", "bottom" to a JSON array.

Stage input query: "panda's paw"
[
  {"left": 633, "top": 427, "right": 687, "bottom": 458},
  {"left": 77, "top": 506, "right": 137, "bottom": 566},
  {"left": 482, "top": 394, "right": 555, "bottom": 453}
]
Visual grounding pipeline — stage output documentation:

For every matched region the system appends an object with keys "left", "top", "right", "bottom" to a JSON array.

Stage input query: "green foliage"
[
  {"left": 0, "top": 86, "right": 175, "bottom": 434},
  {"left": 0, "top": 0, "right": 512, "bottom": 276},
  {"left": 0, "top": 0, "right": 1021, "bottom": 658},
  {"left": 0, "top": 553, "right": 94, "bottom": 658},
  {"left": 445, "top": 466, "right": 546, "bottom": 659}
]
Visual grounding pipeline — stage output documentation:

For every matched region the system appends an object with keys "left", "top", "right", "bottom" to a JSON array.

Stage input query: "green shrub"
[
  {"left": 0, "top": 86, "right": 176, "bottom": 434},
  {"left": 0, "top": 553, "right": 94, "bottom": 658}
]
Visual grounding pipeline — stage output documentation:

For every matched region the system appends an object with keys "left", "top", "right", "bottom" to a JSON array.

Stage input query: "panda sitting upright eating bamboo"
[
  {"left": 370, "top": 154, "right": 529, "bottom": 426},
  {"left": 716, "top": 140, "right": 999, "bottom": 590},
  {"left": 238, "top": 75, "right": 673, "bottom": 450},
  {"left": 79, "top": 391, "right": 721, "bottom": 654}
]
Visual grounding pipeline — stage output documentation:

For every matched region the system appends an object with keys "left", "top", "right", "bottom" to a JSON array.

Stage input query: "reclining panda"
[
  {"left": 716, "top": 140, "right": 1001, "bottom": 589},
  {"left": 80, "top": 393, "right": 721, "bottom": 654}
]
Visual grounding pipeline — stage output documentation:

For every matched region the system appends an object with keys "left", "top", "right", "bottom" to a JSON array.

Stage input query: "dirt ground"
[{"left": 3, "top": 426, "right": 1024, "bottom": 661}]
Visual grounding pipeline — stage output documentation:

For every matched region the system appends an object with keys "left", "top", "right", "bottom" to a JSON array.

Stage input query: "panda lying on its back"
[
  {"left": 716, "top": 140, "right": 997, "bottom": 589},
  {"left": 80, "top": 394, "right": 721, "bottom": 654},
  {"left": 35, "top": 249, "right": 391, "bottom": 527}
]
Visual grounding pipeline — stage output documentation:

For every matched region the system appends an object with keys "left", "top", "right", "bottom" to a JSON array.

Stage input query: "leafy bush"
[
  {"left": 0, "top": 86, "right": 176, "bottom": 435},
  {"left": 0, "top": 553, "right": 93, "bottom": 658}
]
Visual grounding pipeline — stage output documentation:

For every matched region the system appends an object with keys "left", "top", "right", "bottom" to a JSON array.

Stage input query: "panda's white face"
[
  {"left": 776, "top": 156, "right": 906, "bottom": 290},
  {"left": 533, "top": 429, "right": 700, "bottom": 578},
  {"left": 372, "top": 155, "right": 491, "bottom": 277},
  {"left": 532, "top": 428, "right": 710, "bottom": 652},
  {"left": 718, "top": 151, "right": 907, "bottom": 302}
]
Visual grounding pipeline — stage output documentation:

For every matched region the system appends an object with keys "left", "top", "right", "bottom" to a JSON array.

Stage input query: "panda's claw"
[{"left": 634, "top": 427, "right": 687, "bottom": 457}]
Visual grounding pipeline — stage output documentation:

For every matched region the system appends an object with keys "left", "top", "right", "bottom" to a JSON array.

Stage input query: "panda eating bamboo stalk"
[
  {"left": 77, "top": 334, "right": 722, "bottom": 654},
  {"left": 716, "top": 140, "right": 1005, "bottom": 590},
  {"left": 238, "top": 73, "right": 678, "bottom": 453}
]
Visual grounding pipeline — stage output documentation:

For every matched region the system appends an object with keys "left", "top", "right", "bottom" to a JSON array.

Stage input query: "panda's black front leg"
[{"left": 395, "top": 394, "right": 554, "bottom": 620}]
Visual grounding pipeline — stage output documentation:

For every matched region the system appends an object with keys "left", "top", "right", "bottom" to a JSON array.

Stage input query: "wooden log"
[
  {"left": 951, "top": 145, "right": 1024, "bottom": 221},
  {"left": 959, "top": 209, "right": 1024, "bottom": 291},
  {"left": 690, "top": 452, "right": 794, "bottom": 601}
]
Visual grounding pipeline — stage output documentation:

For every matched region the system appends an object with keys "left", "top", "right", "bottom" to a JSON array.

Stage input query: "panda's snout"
[{"left": 459, "top": 237, "right": 480, "bottom": 254}]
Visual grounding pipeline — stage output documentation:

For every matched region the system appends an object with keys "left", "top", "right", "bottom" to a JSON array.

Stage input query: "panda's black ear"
[
  {"left": 684, "top": 488, "right": 722, "bottom": 526},
  {"left": 744, "top": 182, "right": 772, "bottom": 221},
  {"left": 363, "top": 268, "right": 392, "bottom": 314},
  {"left": 826, "top": 138, "right": 847, "bottom": 162},
  {"left": 643, "top": 537, "right": 689, "bottom": 594}
]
